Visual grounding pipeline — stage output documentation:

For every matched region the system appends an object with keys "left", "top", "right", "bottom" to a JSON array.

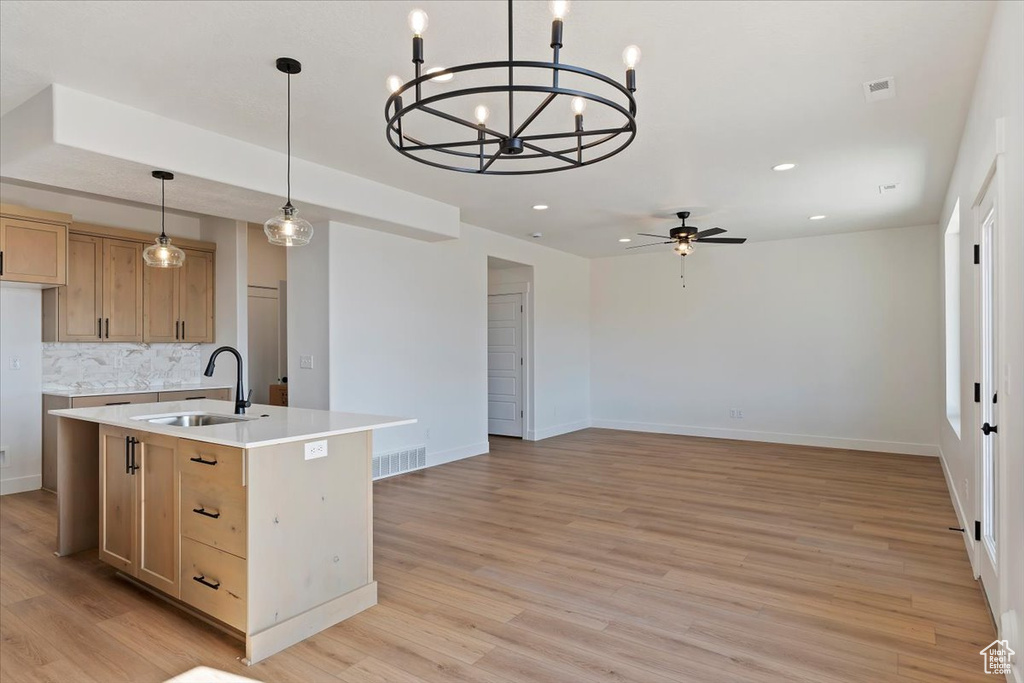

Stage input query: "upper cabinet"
[
  {"left": 0, "top": 204, "right": 71, "bottom": 286},
  {"left": 43, "top": 221, "right": 216, "bottom": 343}
]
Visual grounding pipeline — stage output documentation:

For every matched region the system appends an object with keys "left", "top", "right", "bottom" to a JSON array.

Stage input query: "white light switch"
[
  {"left": 304, "top": 440, "right": 328, "bottom": 460},
  {"left": 300, "top": 355, "right": 314, "bottom": 370},
  {"left": 8, "top": 357, "right": 21, "bottom": 370}
]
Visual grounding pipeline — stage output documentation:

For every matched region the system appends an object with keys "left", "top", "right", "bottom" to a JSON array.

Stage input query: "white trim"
[
  {"left": 528, "top": 419, "right": 591, "bottom": 441},
  {"left": 589, "top": 419, "right": 939, "bottom": 456},
  {"left": 939, "top": 446, "right": 977, "bottom": 574},
  {"left": 0, "top": 475, "right": 42, "bottom": 496},
  {"left": 427, "top": 441, "right": 489, "bottom": 468}
]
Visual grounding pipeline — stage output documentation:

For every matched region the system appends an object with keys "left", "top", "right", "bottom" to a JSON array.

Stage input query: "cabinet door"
[
  {"left": 99, "top": 426, "right": 136, "bottom": 574},
  {"left": 144, "top": 265, "right": 180, "bottom": 343},
  {"left": 0, "top": 217, "right": 67, "bottom": 285},
  {"left": 179, "top": 249, "right": 215, "bottom": 343},
  {"left": 58, "top": 234, "right": 104, "bottom": 341},
  {"left": 136, "top": 433, "right": 179, "bottom": 597},
  {"left": 102, "top": 238, "right": 144, "bottom": 342}
]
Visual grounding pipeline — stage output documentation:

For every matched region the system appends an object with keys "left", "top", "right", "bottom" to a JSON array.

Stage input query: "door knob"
[{"left": 981, "top": 422, "right": 998, "bottom": 436}]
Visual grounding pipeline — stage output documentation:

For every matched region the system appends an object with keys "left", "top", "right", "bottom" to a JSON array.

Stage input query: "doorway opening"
[
  {"left": 247, "top": 223, "right": 288, "bottom": 406},
  {"left": 487, "top": 257, "right": 533, "bottom": 439}
]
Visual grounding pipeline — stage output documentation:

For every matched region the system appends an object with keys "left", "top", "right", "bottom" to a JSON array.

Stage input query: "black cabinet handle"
[
  {"left": 98, "top": 318, "right": 103, "bottom": 339},
  {"left": 175, "top": 320, "right": 180, "bottom": 340},
  {"left": 105, "top": 401, "right": 130, "bottom": 406},
  {"left": 181, "top": 321, "right": 185, "bottom": 340},
  {"left": 104, "top": 318, "right": 110, "bottom": 339},
  {"left": 124, "top": 436, "right": 131, "bottom": 474},
  {"left": 192, "top": 507, "right": 221, "bottom": 519},
  {"left": 128, "top": 437, "right": 140, "bottom": 474},
  {"left": 189, "top": 455, "right": 218, "bottom": 466},
  {"left": 184, "top": 396, "right": 206, "bottom": 400},
  {"left": 192, "top": 575, "right": 220, "bottom": 590},
  {"left": 982, "top": 422, "right": 998, "bottom": 436},
  {"left": 0, "top": 250, "right": 4, "bottom": 276}
]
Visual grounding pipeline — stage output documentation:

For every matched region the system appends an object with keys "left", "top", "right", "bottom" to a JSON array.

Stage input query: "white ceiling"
[{"left": 0, "top": 0, "right": 994, "bottom": 257}]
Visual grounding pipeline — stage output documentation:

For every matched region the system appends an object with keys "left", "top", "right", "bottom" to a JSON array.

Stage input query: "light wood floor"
[{"left": 1, "top": 429, "right": 994, "bottom": 682}]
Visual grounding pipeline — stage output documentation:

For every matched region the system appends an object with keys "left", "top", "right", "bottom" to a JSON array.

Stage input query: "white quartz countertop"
[
  {"left": 43, "top": 380, "right": 235, "bottom": 399},
  {"left": 49, "top": 399, "right": 415, "bottom": 448}
]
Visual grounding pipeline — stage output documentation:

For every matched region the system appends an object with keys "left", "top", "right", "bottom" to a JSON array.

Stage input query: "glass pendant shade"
[
  {"left": 143, "top": 234, "right": 186, "bottom": 268},
  {"left": 264, "top": 204, "right": 313, "bottom": 247}
]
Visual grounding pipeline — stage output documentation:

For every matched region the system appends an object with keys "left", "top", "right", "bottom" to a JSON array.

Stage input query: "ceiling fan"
[{"left": 628, "top": 211, "right": 747, "bottom": 255}]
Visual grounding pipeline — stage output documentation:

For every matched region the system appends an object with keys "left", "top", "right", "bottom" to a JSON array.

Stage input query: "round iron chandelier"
[{"left": 384, "top": 0, "right": 640, "bottom": 175}]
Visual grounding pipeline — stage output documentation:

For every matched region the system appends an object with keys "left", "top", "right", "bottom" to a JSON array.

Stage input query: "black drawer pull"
[
  {"left": 192, "top": 575, "right": 220, "bottom": 590},
  {"left": 105, "top": 401, "right": 130, "bottom": 406},
  {"left": 184, "top": 396, "right": 206, "bottom": 400},
  {"left": 189, "top": 455, "right": 218, "bottom": 466},
  {"left": 192, "top": 507, "right": 220, "bottom": 519}
]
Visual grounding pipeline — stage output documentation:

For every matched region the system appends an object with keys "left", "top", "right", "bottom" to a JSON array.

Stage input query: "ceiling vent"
[
  {"left": 863, "top": 76, "right": 896, "bottom": 102},
  {"left": 879, "top": 182, "right": 901, "bottom": 194}
]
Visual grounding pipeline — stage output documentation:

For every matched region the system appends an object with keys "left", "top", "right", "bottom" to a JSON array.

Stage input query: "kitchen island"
[{"left": 48, "top": 399, "right": 414, "bottom": 664}]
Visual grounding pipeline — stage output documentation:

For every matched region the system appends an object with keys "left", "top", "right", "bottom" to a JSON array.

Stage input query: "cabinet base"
[{"left": 243, "top": 581, "right": 378, "bottom": 665}]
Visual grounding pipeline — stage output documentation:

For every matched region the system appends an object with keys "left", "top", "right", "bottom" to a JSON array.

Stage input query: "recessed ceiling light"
[
  {"left": 532, "top": 204, "right": 549, "bottom": 210},
  {"left": 809, "top": 215, "right": 827, "bottom": 220},
  {"left": 425, "top": 67, "right": 454, "bottom": 82},
  {"left": 619, "top": 238, "right": 632, "bottom": 243},
  {"left": 772, "top": 163, "right": 797, "bottom": 171}
]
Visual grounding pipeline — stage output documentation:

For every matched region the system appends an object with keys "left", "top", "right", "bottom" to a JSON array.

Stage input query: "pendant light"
[
  {"left": 143, "top": 171, "right": 186, "bottom": 268},
  {"left": 264, "top": 57, "right": 313, "bottom": 247}
]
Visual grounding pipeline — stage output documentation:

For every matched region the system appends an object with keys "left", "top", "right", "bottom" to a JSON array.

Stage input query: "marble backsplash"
[{"left": 42, "top": 343, "right": 203, "bottom": 390}]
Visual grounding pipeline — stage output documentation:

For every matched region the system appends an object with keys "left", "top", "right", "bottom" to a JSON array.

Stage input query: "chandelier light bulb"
[
  {"left": 426, "top": 67, "right": 453, "bottom": 82},
  {"left": 474, "top": 105, "right": 490, "bottom": 125},
  {"left": 622, "top": 45, "right": 642, "bottom": 69},
  {"left": 549, "top": 0, "right": 570, "bottom": 19},
  {"left": 386, "top": 74, "right": 403, "bottom": 94},
  {"left": 408, "top": 9, "right": 429, "bottom": 36},
  {"left": 570, "top": 96, "right": 587, "bottom": 115}
]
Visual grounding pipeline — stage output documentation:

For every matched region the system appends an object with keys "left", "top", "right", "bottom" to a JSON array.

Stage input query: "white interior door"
[
  {"left": 488, "top": 293, "right": 523, "bottom": 437},
  {"left": 247, "top": 286, "right": 280, "bottom": 405},
  {"left": 976, "top": 187, "right": 999, "bottom": 610}
]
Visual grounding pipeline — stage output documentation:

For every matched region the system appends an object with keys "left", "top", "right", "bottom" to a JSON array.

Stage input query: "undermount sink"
[{"left": 133, "top": 412, "right": 256, "bottom": 427}]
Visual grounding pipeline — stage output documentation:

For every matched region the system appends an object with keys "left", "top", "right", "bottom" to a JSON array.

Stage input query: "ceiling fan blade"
[
  {"left": 637, "top": 233, "right": 672, "bottom": 239},
  {"left": 695, "top": 227, "right": 726, "bottom": 238},
  {"left": 626, "top": 241, "right": 674, "bottom": 249},
  {"left": 696, "top": 237, "right": 747, "bottom": 244}
]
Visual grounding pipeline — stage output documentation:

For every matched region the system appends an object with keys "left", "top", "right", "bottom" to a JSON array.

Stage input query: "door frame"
[{"left": 488, "top": 281, "right": 532, "bottom": 440}]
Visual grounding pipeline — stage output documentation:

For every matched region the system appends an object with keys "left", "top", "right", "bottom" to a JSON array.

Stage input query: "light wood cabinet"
[
  {"left": 59, "top": 234, "right": 104, "bottom": 341},
  {"left": 0, "top": 205, "right": 71, "bottom": 286},
  {"left": 98, "top": 426, "right": 180, "bottom": 599},
  {"left": 142, "top": 248, "right": 215, "bottom": 343},
  {"left": 42, "top": 222, "right": 216, "bottom": 343}
]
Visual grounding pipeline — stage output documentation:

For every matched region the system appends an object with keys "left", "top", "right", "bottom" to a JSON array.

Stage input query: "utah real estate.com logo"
[{"left": 979, "top": 639, "right": 1014, "bottom": 675}]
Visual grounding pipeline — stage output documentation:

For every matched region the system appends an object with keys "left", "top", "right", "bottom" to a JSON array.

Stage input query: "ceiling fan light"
[{"left": 674, "top": 242, "right": 693, "bottom": 255}]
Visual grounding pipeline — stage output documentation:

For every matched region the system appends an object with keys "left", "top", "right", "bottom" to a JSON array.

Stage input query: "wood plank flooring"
[{"left": 1, "top": 428, "right": 994, "bottom": 682}]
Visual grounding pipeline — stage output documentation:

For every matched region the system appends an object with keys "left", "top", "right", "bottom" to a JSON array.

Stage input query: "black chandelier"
[{"left": 384, "top": 0, "right": 640, "bottom": 175}]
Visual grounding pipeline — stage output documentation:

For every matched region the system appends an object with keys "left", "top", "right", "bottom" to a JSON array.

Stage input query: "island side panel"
[
  {"left": 42, "top": 395, "right": 70, "bottom": 492},
  {"left": 55, "top": 417, "right": 100, "bottom": 556},
  {"left": 245, "top": 431, "right": 374, "bottom": 661}
]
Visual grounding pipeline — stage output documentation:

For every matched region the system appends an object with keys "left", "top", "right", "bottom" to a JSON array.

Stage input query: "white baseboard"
[
  {"left": 0, "top": 474, "right": 42, "bottom": 496},
  {"left": 589, "top": 419, "right": 939, "bottom": 457},
  {"left": 527, "top": 419, "right": 591, "bottom": 441},
  {"left": 427, "top": 441, "right": 489, "bottom": 468},
  {"left": 938, "top": 446, "right": 977, "bottom": 572}
]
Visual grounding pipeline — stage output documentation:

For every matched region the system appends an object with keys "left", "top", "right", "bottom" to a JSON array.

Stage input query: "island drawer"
[
  {"left": 181, "top": 472, "right": 247, "bottom": 558},
  {"left": 179, "top": 440, "right": 245, "bottom": 487},
  {"left": 181, "top": 537, "right": 247, "bottom": 631}
]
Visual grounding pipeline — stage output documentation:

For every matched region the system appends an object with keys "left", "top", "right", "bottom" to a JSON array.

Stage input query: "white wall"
[
  {"left": 591, "top": 225, "right": 941, "bottom": 455},
  {"left": 0, "top": 287, "right": 43, "bottom": 494},
  {"left": 199, "top": 218, "right": 248, "bottom": 394},
  {"left": 938, "top": 1, "right": 1023, "bottom": 672},
  {"left": 288, "top": 221, "right": 590, "bottom": 466}
]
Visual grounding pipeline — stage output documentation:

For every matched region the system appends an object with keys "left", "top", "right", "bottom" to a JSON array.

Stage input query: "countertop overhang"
[{"left": 49, "top": 399, "right": 416, "bottom": 448}]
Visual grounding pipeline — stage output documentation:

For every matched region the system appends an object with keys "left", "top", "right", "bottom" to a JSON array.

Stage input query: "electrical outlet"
[
  {"left": 729, "top": 409, "right": 744, "bottom": 419},
  {"left": 304, "top": 440, "right": 328, "bottom": 460},
  {"left": 8, "top": 357, "right": 21, "bottom": 370},
  {"left": 299, "top": 355, "right": 314, "bottom": 370}
]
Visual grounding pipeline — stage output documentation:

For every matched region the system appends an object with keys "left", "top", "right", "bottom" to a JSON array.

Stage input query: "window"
[{"left": 944, "top": 199, "right": 961, "bottom": 436}]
